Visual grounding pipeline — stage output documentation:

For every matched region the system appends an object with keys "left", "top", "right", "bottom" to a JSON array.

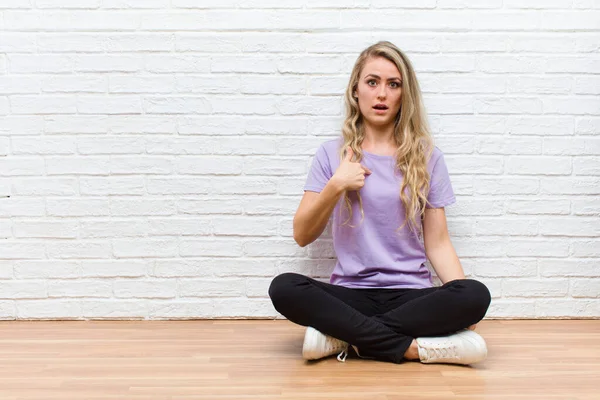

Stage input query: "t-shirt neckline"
[{"left": 362, "top": 149, "right": 395, "bottom": 158}]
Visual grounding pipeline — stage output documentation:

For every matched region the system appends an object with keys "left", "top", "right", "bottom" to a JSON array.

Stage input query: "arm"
[
  {"left": 293, "top": 177, "right": 345, "bottom": 247},
  {"left": 294, "top": 146, "right": 371, "bottom": 247},
  {"left": 422, "top": 207, "right": 465, "bottom": 284}
]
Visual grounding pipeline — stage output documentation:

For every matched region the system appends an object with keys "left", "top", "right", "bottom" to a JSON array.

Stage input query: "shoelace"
[
  {"left": 337, "top": 349, "right": 348, "bottom": 362},
  {"left": 426, "top": 344, "right": 458, "bottom": 360}
]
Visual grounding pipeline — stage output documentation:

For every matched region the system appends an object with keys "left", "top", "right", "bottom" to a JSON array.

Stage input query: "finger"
[
  {"left": 362, "top": 166, "right": 372, "bottom": 175},
  {"left": 345, "top": 146, "right": 353, "bottom": 162}
]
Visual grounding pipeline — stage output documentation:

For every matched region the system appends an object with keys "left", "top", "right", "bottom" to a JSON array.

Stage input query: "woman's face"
[{"left": 354, "top": 56, "right": 403, "bottom": 128}]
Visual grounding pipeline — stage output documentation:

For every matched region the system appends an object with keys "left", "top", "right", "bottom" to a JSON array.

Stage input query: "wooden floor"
[{"left": 0, "top": 320, "right": 598, "bottom": 400}]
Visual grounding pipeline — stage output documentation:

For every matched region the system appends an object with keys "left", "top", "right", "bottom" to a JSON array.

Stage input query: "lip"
[
  {"left": 373, "top": 104, "right": 389, "bottom": 114},
  {"left": 373, "top": 107, "right": 388, "bottom": 114}
]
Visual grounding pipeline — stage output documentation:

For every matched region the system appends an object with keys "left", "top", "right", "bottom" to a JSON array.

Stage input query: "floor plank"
[{"left": 0, "top": 320, "right": 598, "bottom": 399}]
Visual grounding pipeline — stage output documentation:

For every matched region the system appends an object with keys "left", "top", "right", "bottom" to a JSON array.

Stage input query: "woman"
[{"left": 268, "top": 41, "right": 491, "bottom": 365}]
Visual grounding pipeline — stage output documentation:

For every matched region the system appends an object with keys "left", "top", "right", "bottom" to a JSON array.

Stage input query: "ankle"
[{"left": 403, "top": 339, "right": 420, "bottom": 360}]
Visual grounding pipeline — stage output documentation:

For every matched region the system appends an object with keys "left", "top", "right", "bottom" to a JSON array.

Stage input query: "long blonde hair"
[{"left": 340, "top": 41, "right": 435, "bottom": 239}]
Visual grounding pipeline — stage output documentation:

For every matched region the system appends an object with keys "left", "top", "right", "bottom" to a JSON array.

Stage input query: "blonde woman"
[{"left": 269, "top": 41, "right": 491, "bottom": 365}]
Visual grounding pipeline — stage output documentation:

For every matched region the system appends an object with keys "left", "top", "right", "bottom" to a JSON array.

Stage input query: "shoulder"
[
  {"left": 318, "top": 138, "right": 343, "bottom": 156},
  {"left": 313, "top": 138, "right": 343, "bottom": 164},
  {"left": 429, "top": 145, "right": 445, "bottom": 163},
  {"left": 427, "top": 146, "right": 446, "bottom": 172}
]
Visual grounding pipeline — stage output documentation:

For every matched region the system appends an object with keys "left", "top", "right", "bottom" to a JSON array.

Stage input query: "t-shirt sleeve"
[
  {"left": 426, "top": 152, "right": 456, "bottom": 208},
  {"left": 303, "top": 144, "right": 333, "bottom": 193}
]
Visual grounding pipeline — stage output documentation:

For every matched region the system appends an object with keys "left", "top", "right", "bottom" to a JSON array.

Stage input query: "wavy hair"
[{"left": 340, "top": 41, "right": 435, "bottom": 239}]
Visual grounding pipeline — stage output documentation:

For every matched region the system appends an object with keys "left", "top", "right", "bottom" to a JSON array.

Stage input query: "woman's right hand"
[{"left": 332, "top": 147, "right": 372, "bottom": 191}]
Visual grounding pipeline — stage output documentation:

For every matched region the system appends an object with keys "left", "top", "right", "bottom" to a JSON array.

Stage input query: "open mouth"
[{"left": 373, "top": 104, "right": 389, "bottom": 112}]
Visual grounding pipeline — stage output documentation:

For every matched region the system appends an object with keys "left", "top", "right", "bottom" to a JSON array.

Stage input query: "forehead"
[{"left": 360, "top": 56, "right": 402, "bottom": 79}]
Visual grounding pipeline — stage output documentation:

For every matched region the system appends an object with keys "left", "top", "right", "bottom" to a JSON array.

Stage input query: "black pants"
[{"left": 268, "top": 272, "right": 491, "bottom": 364}]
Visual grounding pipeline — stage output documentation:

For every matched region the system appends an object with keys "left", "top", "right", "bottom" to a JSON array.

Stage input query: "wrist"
[{"left": 328, "top": 175, "right": 346, "bottom": 194}]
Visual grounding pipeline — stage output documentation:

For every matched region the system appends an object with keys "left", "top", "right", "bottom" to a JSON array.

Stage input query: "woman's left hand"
[{"left": 468, "top": 324, "right": 477, "bottom": 331}]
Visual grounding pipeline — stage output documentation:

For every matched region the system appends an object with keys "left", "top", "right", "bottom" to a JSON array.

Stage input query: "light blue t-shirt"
[{"left": 304, "top": 138, "right": 456, "bottom": 289}]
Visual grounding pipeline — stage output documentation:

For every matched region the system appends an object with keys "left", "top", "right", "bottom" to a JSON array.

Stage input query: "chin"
[{"left": 365, "top": 117, "right": 395, "bottom": 127}]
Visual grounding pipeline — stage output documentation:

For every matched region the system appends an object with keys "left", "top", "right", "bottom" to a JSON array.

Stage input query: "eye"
[
  {"left": 390, "top": 81, "right": 402, "bottom": 88},
  {"left": 367, "top": 79, "right": 377, "bottom": 86}
]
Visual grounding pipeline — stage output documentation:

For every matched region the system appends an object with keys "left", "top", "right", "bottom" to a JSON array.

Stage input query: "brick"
[
  {"left": 539, "top": 259, "right": 599, "bottom": 277},
  {"left": 180, "top": 239, "right": 243, "bottom": 257},
  {"left": 212, "top": 216, "right": 278, "bottom": 237},
  {"left": 177, "top": 156, "right": 243, "bottom": 175},
  {"left": 110, "top": 75, "right": 175, "bottom": 94},
  {"left": 17, "top": 300, "right": 82, "bottom": 319},
  {"left": 0, "top": 77, "right": 41, "bottom": 94},
  {"left": 0, "top": 281, "right": 46, "bottom": 299},
  {"left": 47, "top": 198, "right": 109, "bottom": 216},
  {"left": 243, "top": 157, "right": 306, "bottom": 176},
  {"left": 12, "top": 178, "right": 78, "bottom": 196},
  {"left": 544, "top": 138, "right": 600, "bottom": 155},
  {"left": 146, "top": 178, "right": 211, "bottom": 195},
  {"left": 474, "top": 218, "right": 538, "bottom": 236},
  {"left": 474, "top": 259, "right": 537, "bottom": 278},
  {"left": 148, "top": 300, "right": 212, "bottom": 319},
  {"left": 212, "top": 298, "right": 277, "bottom": 318},
  {"left": 110, "top": 156, "right": 172, "bottom": 174},
  {"left": 114, "top": 279, "right": 177, "bottom": 298},
  {"left": 82, "top": 300, "right": 149, "bottom": 319},
  {"left": 0, "top": 198, "right": 45, "bottom": 217},
  {"left": 536, "top": 299, "right": 599, "bottom": 317},
  {"left": 46, "top": 156, "right": 110, "bottom": 175},
  {"left": 539, "top": 218, "right": 600, "bottom": 237},
  {"left": 506, "top": 199, "right": 570, "bottom": 215},
  {"left": 486, "top": 299, "right": 535, "bottom": 318},
  {"left": 178, "top": 198, "right": 243, "bottom": 215},
  {"left": 178, "top": 278, "right": 246, "bottom": 297},
  {"left": 80, "top": 177, "right": 145, "bottom": 196},
  {"left": 80, "top": 220, "right": 149, "bottom": 238},
  {"left": 572, "top": 198, "right": 600, "bottom": 215},
  {"left": 0, "top": 301, "right": 16, "bottom": 319},
  {"left": 13, "top": 220, "right": 78, "bottom": 238},
  {"left": 570, "top": 279, "right": 600, "bottom": 298},
  {"left": 541, "top": 178, "right": 600, "bottom": 195},
  {"left": 574, "top": 158, "right": 600, "bottom": 176},
  {"left": 503, "top": 279, "right": 568, "bottom": 298},
  {"left": 246, "top": 277, "right": 272, "bottom": 298},
  {"left": 42, "top": 76, "right": 106, "bottom": 93},
  {"left": 474, "top": 177, "right": 539, "bottom": 195},
  {"left": 243, "top": 239, "right": 305, "bottom": 257},
  {"left": 14, "top": 261, "right": 80, "bottom": 279},
  {"left": 0, "top": 242, "right": 45, "bottom": 259},
  {"left": 113, "top": 239, "right": 178, "bottom": 258},
  {"left": 570, "top": 240, "right": 600, "bottom": 257},
  {"left": 0, "top": 157, "right": 44, "bottom": 176},
  {"left": 47, "top": 241, "right": 112, "bottom": 259},
  {"left": 80, "top": 260, "right": 148, "bottom": 278},
  {"left": 148, "top": 218, "right": 211, "bottom": 236},
  {"left": 505, "top": 239, "right": 569, "bottom": 257},
  {"left": 48, "top": 280, "right": 112, "bottom": 298},
  {"left": 506, "top": 156, "right": 571, "bottom": 175},
  {"left": 76, "top": 55, "right": 143, "bottom": 72}
]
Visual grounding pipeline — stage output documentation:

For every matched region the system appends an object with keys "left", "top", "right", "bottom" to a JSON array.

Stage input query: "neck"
[{"left": 362, "top": 122, "right": 396, "bottom": 153}]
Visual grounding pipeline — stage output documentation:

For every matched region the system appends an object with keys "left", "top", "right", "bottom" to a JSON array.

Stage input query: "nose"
[{"left": 377, "top": 85, "right": 387, "bottom": 99}]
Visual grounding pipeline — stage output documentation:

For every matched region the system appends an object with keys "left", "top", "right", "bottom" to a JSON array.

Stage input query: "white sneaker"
[
  {"left": 302, "top": 327, "right": 349, "bottom": 362},
  {"left": 416, "top": 329, "right": 487, "bottom": 365}
]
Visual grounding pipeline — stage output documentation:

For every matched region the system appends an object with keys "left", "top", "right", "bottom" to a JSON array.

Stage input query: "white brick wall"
[{"left": 1, "top": 1, "right": 599, "bottom": 320}]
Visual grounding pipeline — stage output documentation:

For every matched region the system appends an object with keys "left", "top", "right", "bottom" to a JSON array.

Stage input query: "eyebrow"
[{"left": 365, "top": 74, "right": 402, "bottom": 81}]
